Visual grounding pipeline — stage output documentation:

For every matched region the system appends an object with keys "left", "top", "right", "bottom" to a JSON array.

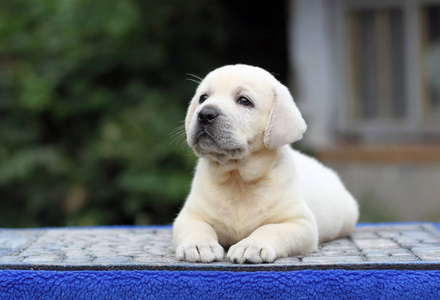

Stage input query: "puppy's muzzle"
[{"left": 198, "top": 105, "right": 220, "bottom": 127}]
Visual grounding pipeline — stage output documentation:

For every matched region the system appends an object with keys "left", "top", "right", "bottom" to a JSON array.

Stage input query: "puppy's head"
[{"left": 185, "top": 64, "right": 306, "bottom": 163}]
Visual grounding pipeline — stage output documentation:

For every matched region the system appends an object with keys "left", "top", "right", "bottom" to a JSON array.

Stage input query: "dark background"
[{"left": 0, "top": 0, "right": 289, "bottom": 227}]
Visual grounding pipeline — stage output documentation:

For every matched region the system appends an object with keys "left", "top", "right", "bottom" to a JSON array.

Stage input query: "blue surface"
[
  {"left": 0, "top": 269, "right": 439, "bottom": 300},
  {"left": 0, "top": 223, "right": 439, "bottom": 299},
  {"left": 357, "top": 222, "right": 440, "bottom": 228}
]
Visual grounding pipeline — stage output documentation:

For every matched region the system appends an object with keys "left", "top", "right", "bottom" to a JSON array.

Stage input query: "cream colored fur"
[{"left": 173, "top": 64, "right": 359, "bottom": 263}]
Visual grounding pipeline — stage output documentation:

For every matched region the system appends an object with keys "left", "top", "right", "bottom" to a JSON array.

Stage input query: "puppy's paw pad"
[
  {"left": 176, "top": 242, "right": 224, "bottom": 263},
  {"left": 227, "top": 243, "right": 276, "bottom": 264}
]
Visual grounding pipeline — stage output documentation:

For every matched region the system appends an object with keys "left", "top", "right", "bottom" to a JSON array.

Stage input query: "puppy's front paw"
[
  {"left": 176, "top": 241, "right": 224, "bottom": 263},
  {"left": 227, "top": 242, "right": 276, "bottom": 264}
]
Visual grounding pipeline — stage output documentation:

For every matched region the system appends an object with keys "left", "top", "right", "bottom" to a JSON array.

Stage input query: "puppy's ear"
[
  {"left": 185, "top": 98, "right": 197, "bottom": 134},
  {"left": 263, "top": 83, "right": 307, "bottom": 149}
]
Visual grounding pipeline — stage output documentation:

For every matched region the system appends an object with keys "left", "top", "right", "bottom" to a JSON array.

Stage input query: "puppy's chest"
[{"left": 204, "top": 183, "right": 276, "bottom": 245}]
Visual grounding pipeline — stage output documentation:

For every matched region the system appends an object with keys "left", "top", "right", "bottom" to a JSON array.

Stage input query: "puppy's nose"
[{"left": 198, "top": 106, "right": 219, "bottom": 126}]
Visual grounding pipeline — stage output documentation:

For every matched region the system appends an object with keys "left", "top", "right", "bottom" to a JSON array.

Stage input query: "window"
[
  {"left": 341, "top": 0, "right": 440, "bottom": 141},
  {"left": 349, "top": 9, "right": 406, "bottom": 120}
]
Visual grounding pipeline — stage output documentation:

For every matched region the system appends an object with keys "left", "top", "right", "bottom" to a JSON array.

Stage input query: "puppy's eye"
[
  {"left": 199, "top": 94, "right": 208, "bottom": 104},
  {"left": 238, "top": 96, "right": 253, "bottom": 107}
]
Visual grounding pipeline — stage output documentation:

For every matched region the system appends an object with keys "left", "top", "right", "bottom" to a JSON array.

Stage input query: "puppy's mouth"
[
  {"left": 190, "top": 129, "right": 247, "bottom": 163},
  {"left": 194, "top": 129, "right": 215, "bottom": 144}
]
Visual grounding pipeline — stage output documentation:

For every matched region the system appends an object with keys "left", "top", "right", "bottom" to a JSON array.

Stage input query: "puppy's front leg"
[
  {"left": 227, "top": 220, "right": 318, "bottom": 264},
  {"left": 173, "top": 213, "right": 224, "bottom": 262}
]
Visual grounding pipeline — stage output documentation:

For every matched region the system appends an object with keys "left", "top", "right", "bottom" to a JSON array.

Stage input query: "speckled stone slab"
[{"left": 0, "top": 224, "right": 439, "bottom": 271}]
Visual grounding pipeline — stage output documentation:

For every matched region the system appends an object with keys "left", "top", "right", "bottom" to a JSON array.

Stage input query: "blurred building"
[{"left": 290, "top": 0, "right": 440, "bottom": 221}]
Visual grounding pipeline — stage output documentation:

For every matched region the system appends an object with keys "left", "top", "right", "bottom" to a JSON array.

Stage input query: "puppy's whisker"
[
  {"left": 186, "top": 78, "right": 201, "bottom": 85},
  {"left": 170, "top": 132, "right": 186, "bottom": 144},
  {"left": 171, "top": 135, "right": 187, "bottom": 152},
  {"left": 186, "top": 73, "right": 203, "bottom": 81},
  {"left": 186, "top": 78, "right": 201, "bottom": 83},
  {"left": 169, "top": 124, "right": 186, "bottom": 136},
  {"left": 170, "top": 130, "right": 185, "bottom": 143},
  {"left": 170, "top": 123, "right": 188, "bottom": 152}
]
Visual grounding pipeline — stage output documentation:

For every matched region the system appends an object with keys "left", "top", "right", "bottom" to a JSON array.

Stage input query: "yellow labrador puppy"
[{"left": 174, "top": 64, "right": 358, "bottom": 264}]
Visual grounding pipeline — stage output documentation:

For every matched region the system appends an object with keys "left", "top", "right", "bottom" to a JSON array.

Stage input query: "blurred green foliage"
[{"left": 0, "top": 0, "right": 287, "bottom": 227}]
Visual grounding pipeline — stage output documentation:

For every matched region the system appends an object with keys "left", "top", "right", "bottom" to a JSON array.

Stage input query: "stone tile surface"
[{"left": 0, "top": 224, "right": 439, "bottom": 271}]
